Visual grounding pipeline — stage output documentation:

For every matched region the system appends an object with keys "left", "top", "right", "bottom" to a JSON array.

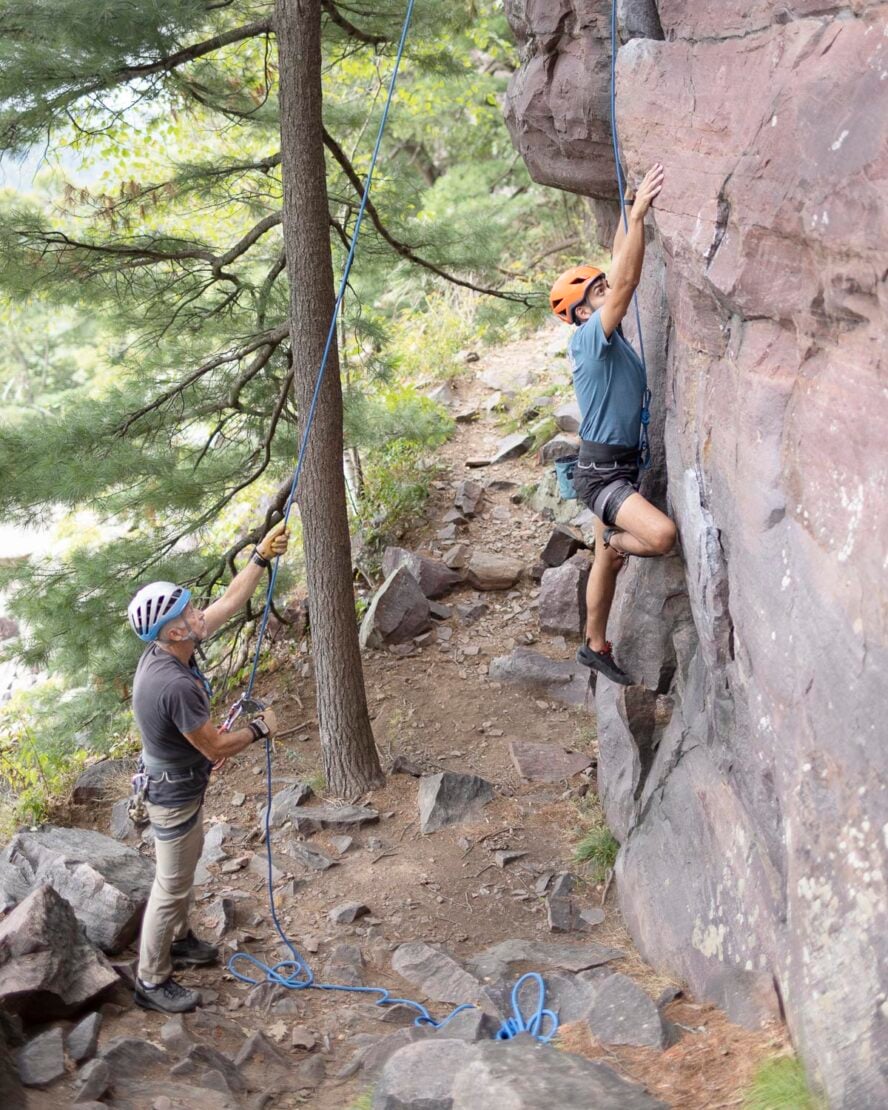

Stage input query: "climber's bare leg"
[
  {"left": 607, "top": 492, "right": 676, "bottom": 558},
  {"left": 585, "top": 517, "right": 625, "bottom": 651}
]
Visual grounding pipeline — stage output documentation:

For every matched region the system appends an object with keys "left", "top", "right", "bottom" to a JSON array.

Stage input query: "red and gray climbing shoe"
[{"left": 576, "top": 640, "right": 634, "bottom": 685}]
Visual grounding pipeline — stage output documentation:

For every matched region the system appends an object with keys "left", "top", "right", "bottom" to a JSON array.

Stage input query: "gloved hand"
[
  {"left": 256, "top": 520, "right": 290, "bottom": 561},
  {"left": 256, "top": 707, "right": 278, "bottom": 738}
]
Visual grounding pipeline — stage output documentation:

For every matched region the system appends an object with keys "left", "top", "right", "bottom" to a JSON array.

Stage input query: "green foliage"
[
  {"left": 574, "top": 827, "right": 619, "bottom": 882},
  {"left": 742, "top": 1056, "right": 824, "bottom": 1110},
  {"left": 0, "top": 681, "right": 129, "bottom": 835},
  {"left": 573, "top": 793, "right": 619, "bottom": 882}
]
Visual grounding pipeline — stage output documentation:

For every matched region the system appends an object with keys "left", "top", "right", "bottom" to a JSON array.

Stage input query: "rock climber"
[
  {"left": 550, "top": 163, "right": 676, "bottom": 685},
  {"left": 125, "top": 521, "right": 289, "bottom": 1013}
]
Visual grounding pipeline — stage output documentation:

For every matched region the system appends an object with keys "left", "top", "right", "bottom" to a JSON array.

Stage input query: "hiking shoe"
[
  {"left": 134, "top": 975, "right": 201, "bottom": 1014},
  {"left": 576, "top": 641, "right": 634, "bottom": 685},
  {"left": 171, "top": 929, "right": 219, "bottom": 968}
]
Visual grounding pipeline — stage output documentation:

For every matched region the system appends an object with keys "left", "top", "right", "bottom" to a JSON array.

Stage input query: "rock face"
[
  {"left": 504, "top": 3, "right": 888, "bottom": 1104},
  {"left": 0, "top": 826, "right": 154, "bottom": 953},
  {"left": 0, "top": 885, "right": 118, "bottom": 1021}
]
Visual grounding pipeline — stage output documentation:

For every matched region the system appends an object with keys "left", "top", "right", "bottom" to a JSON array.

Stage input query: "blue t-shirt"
[{"left": 569, "top": 309, "right": 646, "bottom": 447}]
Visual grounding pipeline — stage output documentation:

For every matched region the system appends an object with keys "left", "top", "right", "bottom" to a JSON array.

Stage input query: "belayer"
[
  {"left": 550, "top": 163, "right": 676, "bottom": 686},
  {"left": 125, "top": 521, "right": 289, "bottom": 1013}
]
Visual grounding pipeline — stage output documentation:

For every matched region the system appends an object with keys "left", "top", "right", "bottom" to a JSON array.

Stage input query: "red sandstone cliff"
[{"left": 504, "top": 3, "right": 888, "bottom": 1106}]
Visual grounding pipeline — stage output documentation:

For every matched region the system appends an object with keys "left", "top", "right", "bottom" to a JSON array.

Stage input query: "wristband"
[
  {"left": 248, "top": 717, "right": 271, "bottom": 743},
  {"left": 250, "top": 547, "right": 271, "bottom": 568}
]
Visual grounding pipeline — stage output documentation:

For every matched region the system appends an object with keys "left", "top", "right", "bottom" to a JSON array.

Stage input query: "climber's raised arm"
[{"left": 600, "top": 162, "right": 664, "bottom": 338}]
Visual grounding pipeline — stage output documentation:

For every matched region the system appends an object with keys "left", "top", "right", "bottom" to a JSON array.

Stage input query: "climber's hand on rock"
[{"left": 631, "top": 163, "right": 664, "bottom": 220}]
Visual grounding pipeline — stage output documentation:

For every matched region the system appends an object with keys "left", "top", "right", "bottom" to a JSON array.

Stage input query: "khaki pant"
[{"left": 137, "top": 799, "right": 204, "bottom": 984}]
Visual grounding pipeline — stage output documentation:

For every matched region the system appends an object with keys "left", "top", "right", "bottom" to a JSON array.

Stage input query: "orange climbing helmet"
[{"left": 549, "top": 265, "right": 604, "bottom": 324}]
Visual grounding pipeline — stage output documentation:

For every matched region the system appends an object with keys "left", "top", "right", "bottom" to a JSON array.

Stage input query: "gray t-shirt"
[
  {"left": 132, "top": 645, "right": 211, "bottom": 769},
  {"left": 569, "top": 309, "right": 646, "bottom": 447}
]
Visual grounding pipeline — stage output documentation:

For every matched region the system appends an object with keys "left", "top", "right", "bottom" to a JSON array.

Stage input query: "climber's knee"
[{"left": 649, "top": 517, "right": 677, "bottom": 556}]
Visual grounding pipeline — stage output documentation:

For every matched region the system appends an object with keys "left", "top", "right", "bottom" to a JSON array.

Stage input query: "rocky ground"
[{"left": 1, "top": 324, "right": 789, "bottom": 1108}]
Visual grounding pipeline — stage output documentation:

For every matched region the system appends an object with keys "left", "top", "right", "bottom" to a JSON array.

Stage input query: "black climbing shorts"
[{"left": 572, "top": 442, "right": 640, "bottom": 527}]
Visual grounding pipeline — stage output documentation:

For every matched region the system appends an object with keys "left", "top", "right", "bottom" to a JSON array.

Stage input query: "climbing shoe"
[
  {"left": 134, "top": 975, "right": 201, "bottom": 1014},
  {"left": 170, "top": 929, "right": 219, "bottom": 968},
  {"left": 576, "top": 641, "right": 634, "bottom": 685}
]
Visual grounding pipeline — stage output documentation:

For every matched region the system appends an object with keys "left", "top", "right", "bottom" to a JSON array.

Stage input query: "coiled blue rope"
[
  {"left": 225, "top": 0, "right": 556, "bottom": 1046},
  {"left": 610, "top": 0, "right": 652, "bottom": 470}
]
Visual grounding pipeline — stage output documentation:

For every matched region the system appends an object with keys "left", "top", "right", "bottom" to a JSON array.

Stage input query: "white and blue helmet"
[{"left": 127, "top": 582, "right": 192, "bottom": 642}]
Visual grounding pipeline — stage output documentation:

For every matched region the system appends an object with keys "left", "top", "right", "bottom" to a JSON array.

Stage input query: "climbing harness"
[
  {"left": 223, "top": 0, "right": 557, "bottom": 1046},
  {"left": 610, "top": 0, "right": 653, "bottom": 470}
]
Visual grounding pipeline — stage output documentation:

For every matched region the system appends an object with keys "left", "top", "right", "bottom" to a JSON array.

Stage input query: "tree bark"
[{"left": 275, "top": 0, "right": 384, "bottom": 795}]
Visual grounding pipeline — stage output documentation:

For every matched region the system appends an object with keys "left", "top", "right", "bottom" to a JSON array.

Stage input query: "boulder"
[
  {"left": 71, "top": 759, "right": 133, "bottom": 805},
  {"left": 466, "top": 939, "right": 624, "bottom": 982},
  {"left": 488, "top": 648, "right": 589, "bottom": 707},
  {"left": 418, "top": 772, "right": 494, "bottom": 833},
  {"left": 375, "top": 1035, "right": 668, "bottom": 1110},
  {"left": 538, "top": 433, "right": 581, "bottom": 464},
  {"left": 261, "top": 782, "right": 314, "bottom": 828},
  {"left": 490, "top": 432, "right": 533, "bottom": 464},
  {"left": 329, "top": 902, "right": 370, "bottom": 926},
  {"left": 453, "top": 480, "right": 484, "bottom": 517},
  {"left": 509, "top": 739, "right": 592, "bottom": 783},
  {"left": 0, "top": 885, "right": 117, "bottom": 1021},
  {"left": 553, "top": 401, "right": 581, "bottom": 434},
  {"left": 451, "top": 1036, "right": 667, "bottom": 1109},
  {"left": 505, "top": 3, "right": 888, "bottom": 1102},
  {"left": 16, "top": 1027, "right": 66, "bottom": 1088},
  {"left": 538, "top": 554, "right": 590, "bottom": 639},
  {"left": 381, "top": 547, "right": 463, "bottom": 599},
  {"left": 360, "top": 567, "right": 432, "bottom": 649},
  {"left": 73, "top": 1058, "right": 111, "bottom": 1103},
  {"left": 530, "top": 470, "right": 579, "bottom": 522},
  {"left": 66, "top": 1011, "right": 102, "bottom": 1063},
  {"left": 480, "top": 366, "right": 535, "bottom": 393},
  {"left": 288, "top": 841, "right": 337, "bottom": 871},
  {"left": 324, "top": 943, "right": 365, "bottom": 986},
  {"left": 289, "top": 804, "right": 379, "bottom": 836},
  {"left": 108, "top": 799, "right": 136, "bottom": 842},
  {"left": 442, "top": 544, "right": 470, "bottom": 570},
  {"left": 465, "top": 551, "right": 523, "bottom": 591},
  {"left": 541, "top": 524, "right": 588, "bottom": 568},
  {"left": 585, "top": 973, "right": 668, "bottom": 1049},
  {"left": 391, "top": 943, "right": 484, "bottom": 1006},
  {"left": 0, "top": 826, "right": 154, "bottom": 953}
]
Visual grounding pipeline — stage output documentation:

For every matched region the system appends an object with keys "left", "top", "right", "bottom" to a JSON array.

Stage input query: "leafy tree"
[{"left": 0, "top": 0, "right": 579, "bottom": 794}]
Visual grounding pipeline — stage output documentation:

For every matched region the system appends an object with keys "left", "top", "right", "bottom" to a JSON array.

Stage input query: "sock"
[{"left": 138, "top": 978, "right": 159, "bottom": 989}]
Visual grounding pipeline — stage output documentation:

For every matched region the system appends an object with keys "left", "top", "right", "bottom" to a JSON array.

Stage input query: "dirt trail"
[{"left": 35, "top": 324, "right": 786, "bottom": 1108}]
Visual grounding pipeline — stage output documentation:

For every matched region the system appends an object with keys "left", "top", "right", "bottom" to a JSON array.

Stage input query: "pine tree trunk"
[{"left": 275, "top": 0, "right": 384, "bottom": 795}]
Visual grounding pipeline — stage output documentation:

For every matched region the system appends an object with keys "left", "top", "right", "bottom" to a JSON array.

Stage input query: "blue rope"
[
  {"left": 224, "top": 0, "right": 557, "bottom": 1046},
  {"left": 610, "top": 0, "right": 652, "bottom": 470}
]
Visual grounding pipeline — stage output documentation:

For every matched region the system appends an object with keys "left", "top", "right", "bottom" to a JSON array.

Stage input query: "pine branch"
[
  {"left": 321, "top": 1, "right": 389, "bottom": 45},
  {"left": 322, "top": 129, "right": 533, "bottom": 305},
  {"left": 56, "top": 18, "right": 273, "bottom": 105},
  {"left": 115, "top": 324, "right": 288, "bottom": 435}
]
